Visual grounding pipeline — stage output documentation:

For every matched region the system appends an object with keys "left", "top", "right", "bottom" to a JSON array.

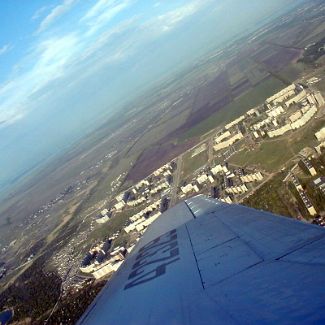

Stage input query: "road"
[{"left": 170, "top": 155, "right": 184, "bottom": 207}]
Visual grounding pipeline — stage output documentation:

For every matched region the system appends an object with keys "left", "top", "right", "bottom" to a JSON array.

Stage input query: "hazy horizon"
[{"left": 0, "top": 0, "right": 303, "bottom": 196}]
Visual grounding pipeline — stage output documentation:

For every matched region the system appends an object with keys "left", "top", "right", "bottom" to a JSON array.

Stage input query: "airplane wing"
[{"left": 77, "top": 195, "right": 325, "bottom": 324}]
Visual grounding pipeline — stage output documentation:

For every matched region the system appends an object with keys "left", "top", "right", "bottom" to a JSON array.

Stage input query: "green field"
[
  {"left": 243, "top": 172, "right": 294, "bottom": 218},
  {"left": 278, "top": 63, "right": 306, "bottom": 82},
  {"left": 229, "top": 140, "right": 293, "bottom": 171},
  {"left": 229, "top": 117, "right": 325, "bottom": 172},
  {"left": 179, "top": 77, "right": 286, "bottom": 141},
  {"left": 182, "top": 150, "right": 208, "bottom": 178}
]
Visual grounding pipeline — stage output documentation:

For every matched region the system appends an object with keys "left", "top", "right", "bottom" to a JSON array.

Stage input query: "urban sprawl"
[{"left": 80, "top": 80, "right": 325, "bottom": 282}]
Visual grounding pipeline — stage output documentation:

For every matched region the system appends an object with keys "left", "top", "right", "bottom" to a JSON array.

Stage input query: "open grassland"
[
  {"left": 229, "top": 117, "right": 325, "bottom": 171},
  {"left": 243, "top": 172, "right": 294, "bottom": 218},
  {"left": 182, "top": 150, "right": 208, "bottom": 178},
  {"left": 229, "top": 140, "right": 293, "bottom": 171}
]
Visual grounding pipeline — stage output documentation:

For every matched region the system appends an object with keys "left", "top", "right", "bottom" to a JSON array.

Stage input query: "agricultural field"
[
  {"left": 180, "top": 76, "right": 286, "bottom": 141},
  {"left": 120, "top": 2, "right": 325, "bottom": 184}
]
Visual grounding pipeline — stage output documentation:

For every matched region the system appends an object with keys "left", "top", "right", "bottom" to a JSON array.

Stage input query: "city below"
[{"left": 0, "top": 1, "right": 325, "bottom": 324}]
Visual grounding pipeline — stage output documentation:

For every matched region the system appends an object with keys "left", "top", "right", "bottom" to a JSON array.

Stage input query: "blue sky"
[
  {"left": 1, "top": 0, "right": 210, "bottom": 125},
  {"left": 0, "top": 0, "right": 299, "bottom": 194}
]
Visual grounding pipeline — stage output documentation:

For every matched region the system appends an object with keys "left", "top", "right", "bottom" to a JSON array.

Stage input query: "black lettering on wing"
[
  {"left": 123, "top": 229, "right": 180, "bottom": 290},
  {"left": 129, "top": 246, "right": 179, "bottom": 279},
  {"left": 124, "top": 257, "right": 180, "bottom": 290},
  {"left": 134, "top": 241, "right": 178, "bottom": 269},
  {"left": 138, "top": 230, "right": 177, "bottom": 255}
]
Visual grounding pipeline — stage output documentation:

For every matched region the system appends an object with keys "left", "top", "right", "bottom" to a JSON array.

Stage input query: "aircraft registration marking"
[{"left": 124, "top": 229, "right": 180, "bottom": 290}]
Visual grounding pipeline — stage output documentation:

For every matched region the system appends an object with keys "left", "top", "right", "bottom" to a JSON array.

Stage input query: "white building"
[
  {"left": 93, "top": 261, "right": 123, "bottom": 279},
  {"left": 223, "top": 196, "right": 233, "bottom": 204},
  {"left": 266, "top": 84, "right": 296, "bottom": 105},
  {"left": 96, "top": 215, "right": 110, "bottom": 224},
  {"left": 289, "top": 111, "right": 302, "bottom": 123},
  {"left": 252, "top": 117, "right": 272, "bottom": 131},
  {"left": 211, "top": 164, "right": 228, "bottom": 175},
  {"left": 100, "top": 209, "right": 109, "bottom": 217},
  {"left": 215, "top": 131, "right": 231, "bottom": 143},
  {"left": 315, "top": 127, "right": 325, "bottom": 142},
  {"left": 246, "top": 108, "right": 258, "bottom": 116},
  {"left": 267, "top": 123, "right": 292, "bottom": 138},
  {"left": 225, "top": 115, "right": 245, "bottom": 130},
  {"left": 285, "top": 89, "right": 306, "bottom": 107},
  {"left": 290, "top": 105, "right": 317, "bottom": 130},
  {"left": 240, "top": 172, "right": 263, "bottom": 183},
  {"left": 127, "top": 197, "right": 146, "bottom": 207},
  {"left": 226, "top": 184, "right": 248, "bottom": 195},
  {"left": 315, "top": 141, "right": 325, "bottom": 154},
  {"left": 114, "top": 201, "right": 126, "bottom": 211},
  {"left": 314, "top": 91, "right": 325, "bottom": 107},
  {"left": 181, "top": 184, "right": 195, "bottom": 194},
  {"left": 266, "top": 106, "right": 284, "bottom": 118},
  {"left": 253, "top": 131, "right": 260, "bottom": 139},
  {"left": 197, "top": 174, "right": 208, "bottom": 185},
  {"left": 213, "top": 132, "right": 243, "bottom": 152}
]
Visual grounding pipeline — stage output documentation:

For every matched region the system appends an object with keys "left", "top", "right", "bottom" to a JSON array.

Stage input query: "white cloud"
[
  {"left": 0, "top": 44, "right": 12, "bottom": 56},
  {"left": 0, "top": 0, "right": 210, "bottom": 127},
  {"left": 81, "top": 0, "right": 123, "bottom": 21},
  {"left": 0, "top": 34, "right": 80, "bottom": 125},
  {"left": 79, "top": 18, "right": 137, "bottom": 61},
  {"left": 32, "top": 5, "right": 51, "bottom": 21},
  {"left": 37, "top": 0, "right": 78, "bottom": 33},
  {"left": 148, "top": 1, "right": 207, "bottom": 34},
  {"left": 81, "top": 0, "right": 133, "bottom": 36}
]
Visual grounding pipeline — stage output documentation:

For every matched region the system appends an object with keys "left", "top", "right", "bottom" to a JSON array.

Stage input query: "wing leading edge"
[{"left": 78, "top": 195, "right": 325, "bottom": 325}]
